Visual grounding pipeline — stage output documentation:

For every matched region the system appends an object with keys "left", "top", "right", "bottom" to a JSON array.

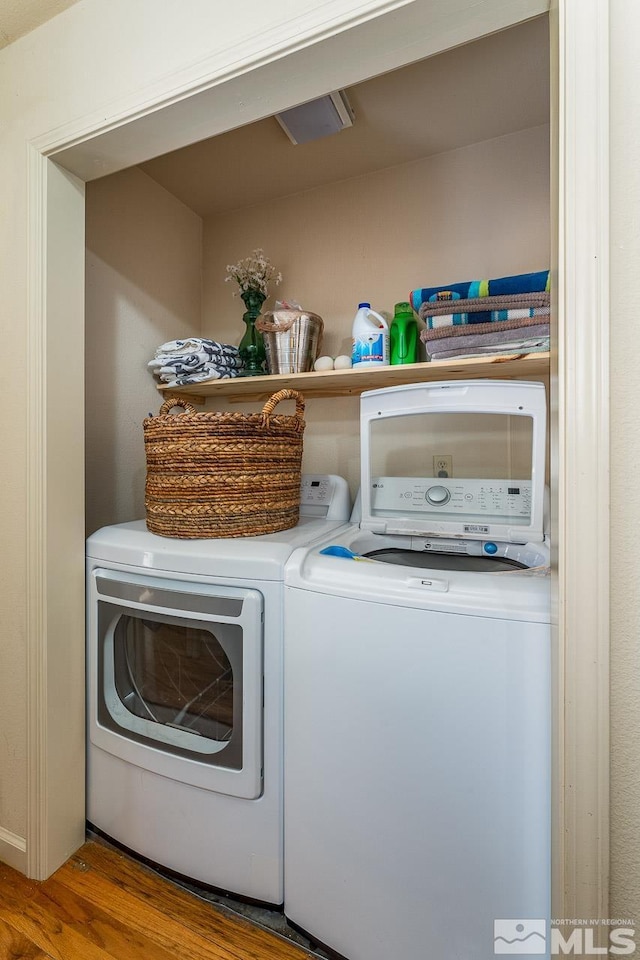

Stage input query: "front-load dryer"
[
  {"left": 283, "top": 381, "right": 551, "bottom": 960},
  {"left": 86, "top": 473, "right": 350, "bottom": 905}
]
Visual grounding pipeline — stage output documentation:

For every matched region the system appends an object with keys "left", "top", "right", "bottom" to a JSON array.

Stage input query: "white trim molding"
[
  {"left": 0, "top": 827, "right": 27, "bottom": 874},
  {"left": 25, "top": 144, "right": 48, "bottom": 879},
  {"left": 25, "top": 149, "right": 87, "bottom": 880},
  {"left": 554, "top": 0, "right": 610, "bottom": 921}
]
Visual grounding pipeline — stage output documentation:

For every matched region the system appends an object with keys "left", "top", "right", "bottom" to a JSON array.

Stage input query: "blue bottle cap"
[{"left": 358, "top": 302, "right": 371, "bottom": 309}]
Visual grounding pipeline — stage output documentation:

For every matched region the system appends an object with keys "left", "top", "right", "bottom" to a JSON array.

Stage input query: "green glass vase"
[{"left": 238, "top": 289, "right": 267, "bottom": 376}]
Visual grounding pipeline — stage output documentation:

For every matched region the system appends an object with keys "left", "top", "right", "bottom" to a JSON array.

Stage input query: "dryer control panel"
[
  {"left": 371, "top": 477, "right": 532, "bottom": 525},
  {"left": 300, "top": 474, "right": 351, "bottom": 520}
]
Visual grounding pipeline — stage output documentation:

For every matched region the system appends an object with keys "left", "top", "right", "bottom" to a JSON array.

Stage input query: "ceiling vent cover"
[{"left": 275, "top": 91, "right": 354, "bottom": 145}]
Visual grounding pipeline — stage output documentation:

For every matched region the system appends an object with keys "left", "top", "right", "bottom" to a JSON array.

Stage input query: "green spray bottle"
[{"left": 390, "top": 301, "right": 419, "bottom": 365}]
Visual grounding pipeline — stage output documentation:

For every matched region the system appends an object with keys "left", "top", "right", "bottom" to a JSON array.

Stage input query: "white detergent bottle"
[{"left": 351, "top": 302, "right": 390, "bottom": 368}]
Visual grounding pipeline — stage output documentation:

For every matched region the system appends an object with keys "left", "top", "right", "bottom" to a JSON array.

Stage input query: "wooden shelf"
[{"left": 156, "top": 352, "right": 550, "bottom": 405}]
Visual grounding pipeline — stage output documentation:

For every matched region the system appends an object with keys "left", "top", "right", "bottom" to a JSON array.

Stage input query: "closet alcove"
[{"left": 85, "top": 14, "right": 550, "bottom": 534}]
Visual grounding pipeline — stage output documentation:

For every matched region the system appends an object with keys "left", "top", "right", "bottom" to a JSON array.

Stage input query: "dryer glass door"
[
  {"left": 89, "top": 569, "right": 263, "bottom": 799},
  {"left": 106, "top": 611, "right": 241, "bottom": 765}
]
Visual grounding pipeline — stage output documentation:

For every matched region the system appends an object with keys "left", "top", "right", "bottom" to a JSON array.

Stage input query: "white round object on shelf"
[
  {"left": 333, "top": 355, "right": 353, "bottom": 369},
  {"left": 314, "top": 356, "right": 334, "bottom": 371}
]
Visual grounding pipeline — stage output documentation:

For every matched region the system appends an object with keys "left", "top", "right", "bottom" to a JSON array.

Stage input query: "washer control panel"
[{"left": 371, "top": 477, "right": 532, "bottom": 522}]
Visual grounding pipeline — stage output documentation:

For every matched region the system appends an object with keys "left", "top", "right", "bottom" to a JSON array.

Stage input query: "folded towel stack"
[
  {"left": 410, "top": 271, "right": 550, "bottom": 361},
  {"left": 410, "top": 270, "right": 550, "bottom": 314},
  {"left": 148, "top": 338, "right": 242, "bottom": 387}
]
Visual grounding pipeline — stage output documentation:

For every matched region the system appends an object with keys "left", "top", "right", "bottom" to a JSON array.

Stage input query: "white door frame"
[
  {"left": 24, "top": 0, "right": 609, "bottom": 922},
  {"left": 551, "top": 0, "right": 610, "bottom": 921}
]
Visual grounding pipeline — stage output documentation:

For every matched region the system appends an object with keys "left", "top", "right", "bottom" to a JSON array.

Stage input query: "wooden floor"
[{"left": 0, "top": 841, "right": 313, "bottom": 960}]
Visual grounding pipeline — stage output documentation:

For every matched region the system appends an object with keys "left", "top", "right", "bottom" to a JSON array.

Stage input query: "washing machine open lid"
[{"left": 359, "top": 380, "right": 546, "bottom": 544}]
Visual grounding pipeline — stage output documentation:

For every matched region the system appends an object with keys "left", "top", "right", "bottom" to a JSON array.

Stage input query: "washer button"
[{"left": 484, "top": 542, "right": 498, "bottom": 555}]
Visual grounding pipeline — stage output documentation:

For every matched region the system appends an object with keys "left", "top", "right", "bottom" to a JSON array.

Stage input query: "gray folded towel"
[{"left": 426, "top": 323, "right": 550, "bottom": 357}]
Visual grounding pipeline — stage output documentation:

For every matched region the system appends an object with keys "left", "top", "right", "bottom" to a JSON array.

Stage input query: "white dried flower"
[{"left": 225, "top": 248, "right": 283, "bottom": 297}]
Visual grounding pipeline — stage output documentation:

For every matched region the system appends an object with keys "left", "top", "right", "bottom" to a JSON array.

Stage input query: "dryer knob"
[{"left": 425, "top": 485, "right": 451, "bottom": 506}]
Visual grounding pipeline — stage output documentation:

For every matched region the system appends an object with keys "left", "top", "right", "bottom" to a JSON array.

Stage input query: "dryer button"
[{"left": 484, "top": 542, "right": 498, "bottom": 555}]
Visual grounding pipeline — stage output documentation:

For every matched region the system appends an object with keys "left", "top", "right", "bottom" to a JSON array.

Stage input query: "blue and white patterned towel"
[
  {"left": 149, "top": 338, "right": 242, "bottom": 386},
  {"left": 155, "top": 337, "right": 240, "bottom": 358},
  {"left": 160, "top": 365, "right": 241, "bottom": 387}
]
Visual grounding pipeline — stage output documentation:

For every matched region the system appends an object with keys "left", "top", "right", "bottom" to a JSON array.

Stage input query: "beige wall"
[
  {"left": 85, "top": 167, "right": 202, "bottom": 534},
  {"left": 609, "top": 0, "right": 640, "bottom": 921},
  {"left": 202, "top": 123, "right": 550, "bottom": 495}
]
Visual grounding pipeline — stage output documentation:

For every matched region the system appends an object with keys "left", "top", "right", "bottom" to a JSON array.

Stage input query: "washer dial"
[{"left": 425, "top": 485, "right": 451, "bottom": 506}]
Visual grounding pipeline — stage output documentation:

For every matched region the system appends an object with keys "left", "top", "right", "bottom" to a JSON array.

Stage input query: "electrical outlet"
[{"left": 433, "top": 455, "right": 453, "bottom": 478}]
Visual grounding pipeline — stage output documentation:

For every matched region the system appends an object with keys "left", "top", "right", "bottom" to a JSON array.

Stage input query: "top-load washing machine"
[
  {"left": 86, "top": 473, "right": 350, "bottom": 905},
  {"left": 284, "top": 381, "right": 551, "bottom": 960}
]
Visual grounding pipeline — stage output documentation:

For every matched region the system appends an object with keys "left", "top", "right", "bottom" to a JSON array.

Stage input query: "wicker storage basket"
[{"left": 144, "top": 389, "right": 306, "bottom": 539}]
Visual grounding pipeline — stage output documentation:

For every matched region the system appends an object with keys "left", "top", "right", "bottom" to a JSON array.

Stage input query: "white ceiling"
[
  {"left": 0, "top": 0, "right": 79, "bottom": 48},
  {"left": 140, "top": 15, "right": 549, "bottom": 219}
]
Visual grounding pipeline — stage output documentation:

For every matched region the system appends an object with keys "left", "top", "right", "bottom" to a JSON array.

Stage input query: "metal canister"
[{"left": 256, "top": 309, "right": 324, "bottom": 374}]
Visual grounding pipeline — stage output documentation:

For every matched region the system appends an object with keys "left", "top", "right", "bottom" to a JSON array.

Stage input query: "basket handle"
[
  {"left": 157, "top": 396, "right": 198, "bottom": 417},
  {"left": 261, "top": 389, "right": 306, "bottom": 430}
]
